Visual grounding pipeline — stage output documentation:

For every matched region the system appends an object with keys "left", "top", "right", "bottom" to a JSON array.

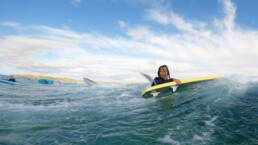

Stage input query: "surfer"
[
  {"left": 152, "top": 65, "right": 181, "bottom": 86},
  {"left": 8, "top": 75, "right": 16, "bottom": 82}
]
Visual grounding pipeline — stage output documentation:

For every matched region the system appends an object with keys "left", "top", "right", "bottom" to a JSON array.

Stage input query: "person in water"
[
  {"left": 8, "top": 75, "right": 16, "bottom": 82},
  {"left": 152, "top": 65, "right": 181, "bottom": 86}
]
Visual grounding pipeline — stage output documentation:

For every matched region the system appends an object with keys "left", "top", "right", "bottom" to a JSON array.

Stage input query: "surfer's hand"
[{"left": 174, "top": 79, "right": 182, "bottom": 85}]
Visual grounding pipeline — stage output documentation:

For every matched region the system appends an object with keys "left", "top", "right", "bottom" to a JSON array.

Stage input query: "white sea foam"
[
  {"left": 0, "top": 99, "right": 84, "bottom": 112},
  {"left": 214, "top": 98, "right": 222, "bottom": 103},
  {"left": 176, "top": 125, "right": 182, "bottom": 130},
  {"left": 120, "top": 92, "right": 129, "bottom": 97},
  {"left": 205, "top": 116, "right": 218, "bottom": 126},
  {"left": 193, "top": 134, "right": 204, "bottom": 140},
  {"left": 157, "top": 135, "right": 180, "bottom": 145}
]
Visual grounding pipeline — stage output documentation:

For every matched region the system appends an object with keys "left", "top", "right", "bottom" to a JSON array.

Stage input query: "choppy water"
[{"left": 0, "top": 75, "right": 258, "bottom": 145}]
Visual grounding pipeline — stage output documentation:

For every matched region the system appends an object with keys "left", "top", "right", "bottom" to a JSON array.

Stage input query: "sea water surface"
[{"left": 0, "top": 75, "right": 258, "bottom": 145}]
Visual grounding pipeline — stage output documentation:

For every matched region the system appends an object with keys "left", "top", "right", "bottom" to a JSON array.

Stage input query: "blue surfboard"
[
  {"left": 38, "top": 79, "right": 54, "bottom": 84},
  {"left": 0, "top": 79, "right": 25, "bottom": 86}
]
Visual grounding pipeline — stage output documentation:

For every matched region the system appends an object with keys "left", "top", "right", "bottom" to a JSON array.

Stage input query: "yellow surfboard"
[{"left": 142, "top": 76, "right": 220, "bottom": 98}]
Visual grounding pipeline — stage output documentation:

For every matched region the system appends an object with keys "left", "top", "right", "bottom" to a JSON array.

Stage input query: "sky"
[{"left": 1, "top": 0, "right": 258, "bottom": 82}]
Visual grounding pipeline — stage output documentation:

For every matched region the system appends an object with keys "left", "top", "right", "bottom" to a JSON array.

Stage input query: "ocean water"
[{"left": 0, "top": 75, "right": 258, "bottom": 145}]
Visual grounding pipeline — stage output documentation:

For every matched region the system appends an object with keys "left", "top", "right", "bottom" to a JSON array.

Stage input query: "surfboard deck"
[
  {"left": 0, "top": 79, "right": 25, "bottom": 86},
  {"left": 142, "top": 76, "right": 220, "bottom": 98}
]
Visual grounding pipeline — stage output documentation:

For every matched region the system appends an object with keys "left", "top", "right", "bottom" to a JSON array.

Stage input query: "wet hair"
[{"left": 158, "top": 65, "right": 170, "bottom": 79}]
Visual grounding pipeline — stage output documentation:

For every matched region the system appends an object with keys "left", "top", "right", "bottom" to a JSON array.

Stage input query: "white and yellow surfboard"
[{"left": 142, "top": 76, "right": 220, "bottom": 98}]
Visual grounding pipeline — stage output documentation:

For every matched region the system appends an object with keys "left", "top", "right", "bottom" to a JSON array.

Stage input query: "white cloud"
[
  {"left": 131, "top": 0, "right": 258, "bottom": 78},
  {"left": 70, "top": 0, "right": 81, "bottom": 6},
  {"left": 125, "top": 0, "right": 170, "bottom": 8},
  {"left": 1, "top": 0, "right": 258, "bottom": 82},
  {"left": 220, "top": 0, "right": 236, "bottom": 31},
  {"left": 0, "top": 21, "right": 21, "bottom": 29},
  {"left": 0, "top": 29, "right": 156, "bottom": 82},
  {"left": 127, "top": 27, "right": 153, "bottom": 40},
  {"left": 118, "top": 20, "right": 127, "bottom": 28},
  {"left": 146, "top": 9, "right": 169, "bottom": 25},
  {"left": 146, "top": 9, "right": 205, "bottom": 34}
]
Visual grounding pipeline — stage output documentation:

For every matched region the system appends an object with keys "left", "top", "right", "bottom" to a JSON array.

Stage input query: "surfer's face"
[{"left": 160, "top": 67, "right": 168, "bottom": 80}]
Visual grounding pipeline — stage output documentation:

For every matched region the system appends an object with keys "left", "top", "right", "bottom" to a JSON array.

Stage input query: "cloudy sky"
[{"left": 1, "top": 0, "right": 258, "bottom": 82}]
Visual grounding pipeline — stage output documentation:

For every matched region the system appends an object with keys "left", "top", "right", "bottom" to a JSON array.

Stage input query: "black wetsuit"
[
  {"left": 8, "top": 78, "right": 16, "bottom": 82},
  {"left": 151, "top": 77, "right": 173, "bottom": 86}
]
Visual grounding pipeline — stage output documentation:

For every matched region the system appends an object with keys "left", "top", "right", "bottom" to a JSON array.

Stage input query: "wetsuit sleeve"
[
  {"left": 151, "top": 77, "right": 159, "bottom": 86},
  {"left": 8, "top": 78, "right": 16, "bottom": 82}
]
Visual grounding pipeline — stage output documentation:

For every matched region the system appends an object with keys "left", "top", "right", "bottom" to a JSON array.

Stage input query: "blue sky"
[
  {"left": 1, "top": 0, "right": 258, "bottom": 31},
  {"left": 1, "top": 0, "right": 258, "bottom": 82}
]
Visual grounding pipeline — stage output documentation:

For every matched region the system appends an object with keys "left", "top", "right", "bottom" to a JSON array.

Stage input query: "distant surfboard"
[
  {"left": 83, "top": 77, "right": 97, "bottom": 86},
  {"left": 38, "top": 79, "right": 54, "bottom": 84},
  {"left": 142, "top": 76, "right": 220, "bottom": 98},
  {"left": 83, "top": 77, "right": 141, "bottom": 86},
  {"left": 0, "top": 79, "right": 25, "bottom": 86}
]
